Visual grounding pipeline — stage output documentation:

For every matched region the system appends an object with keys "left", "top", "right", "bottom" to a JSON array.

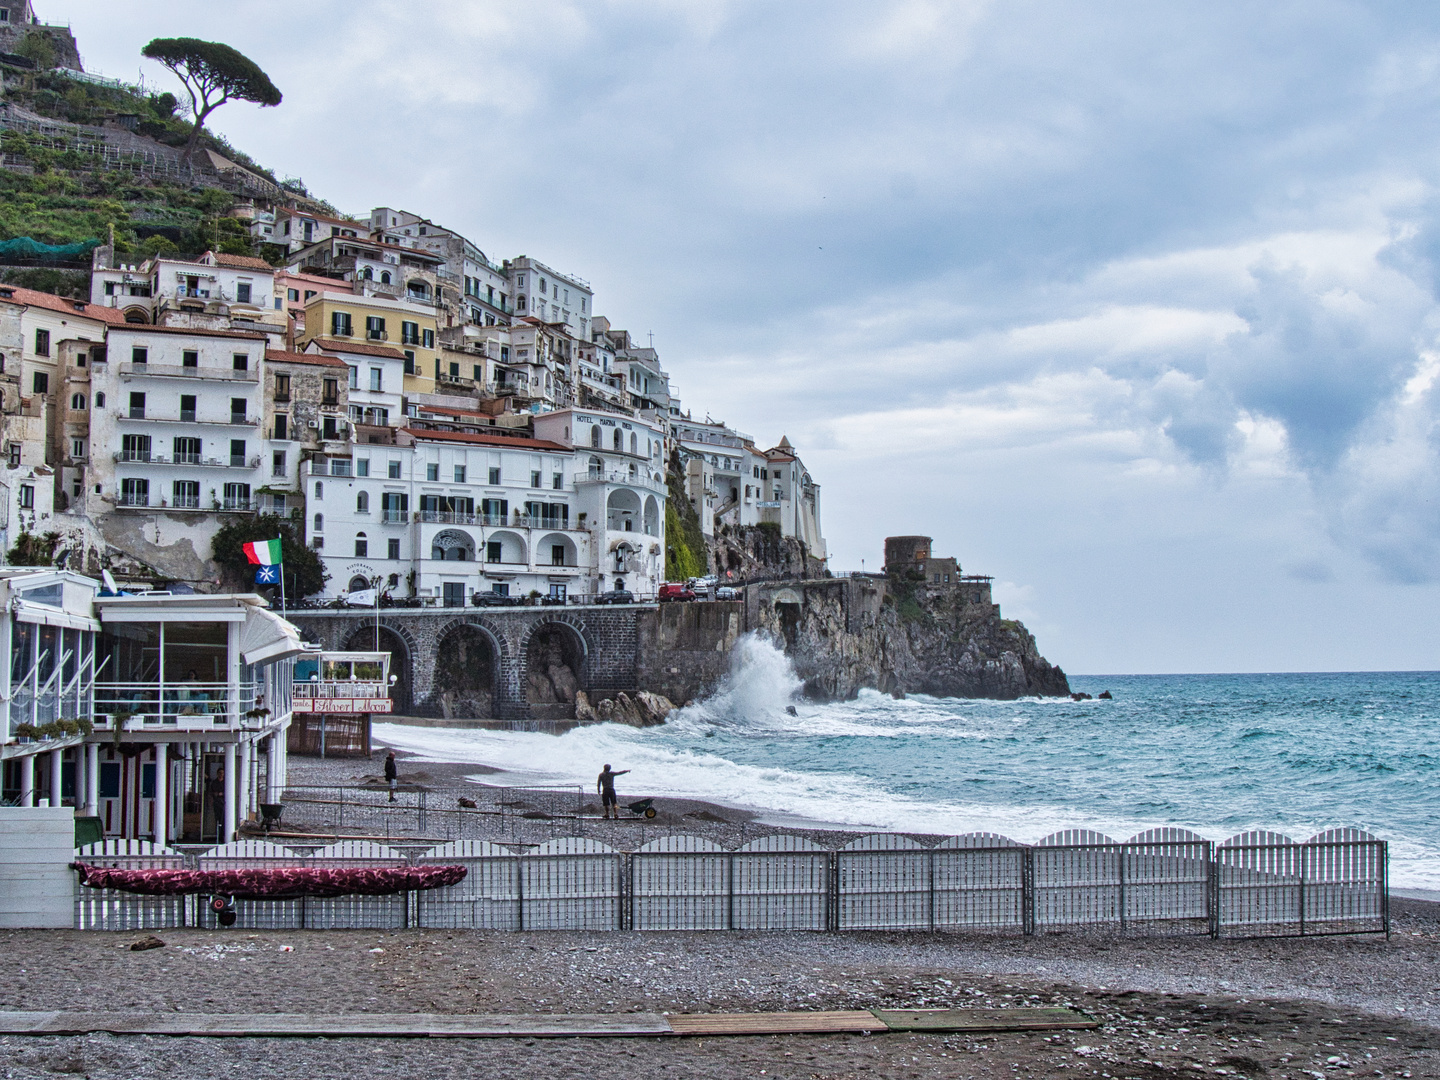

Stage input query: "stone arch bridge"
[{"left": 287, "top": 606, "right": 647, "bottom": 723}]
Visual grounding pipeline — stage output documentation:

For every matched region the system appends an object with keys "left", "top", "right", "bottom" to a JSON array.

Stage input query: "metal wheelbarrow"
[{"left": 625, "top": 798, "right": 657, "bottom": 819}]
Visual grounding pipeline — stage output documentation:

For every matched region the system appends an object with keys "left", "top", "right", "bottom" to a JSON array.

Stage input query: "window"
[
  {"left": 180, "top": 394, "right": 195, "bottom": 422},
  {"left": 448, "top": 361, "right": 460, "bottom": 379},
  {"left": 613, "top": 429, "right": 622, "bottom": 451},
  {"left": 70, "top": 437, "right": 85, "bottom": 458},
  {"left": 70, "top": 392, "right": 86, "bottom": 410},
  {"left": 314, "top": 481, "right": 323, "bottom": 497},
  {"left": 388, "top": 460, "right": 401, "bottom": 479},
  {"left": 356, "top": 458, "right": 370, "bottom": 477},
  {"left": 590, "top": 426, "right": 601, "bottom": 448},
  {"left": 172, "top": 480, "right": 199, "bottom": 509},
  {"left": 322, "top": 378, "right": 338, "bottom": 406},
  {"left": 426, "top": 462, "right": 439, "bottom": 482},
  {"left": 388, "top": 538, "right": 400, "bottom": 559},
  {"left": 230, "top": 397, "right": 246, "bottom": 423},
  {"left": 129, "top": 346, "right": 148, "bottom": 366},
  {"left": 355, "top": 534, "right": 368, "bottom": 558},
  {"left": 274, "top": 374, "right": 291, "bottom": 401},
  {"left": 422, "top": 329, "right": 434, "bottom": 349},
  {"left": 331, "top": 311, "right": 353, "bottom": 337},
  {"left": 348, "top": 365, "right": 358, "bottom": 389},
  {"left": 491, "top": 583, "right": 510, "bottom": 598},
  {"left": 370, "top": 367, "right": 382, "bottom": 391},
  {"left": 34, "top": 329, "right": 49, "bottom": 356},
  {"left": 236, "top": 282, "right": 251, "bottom": 304},
  {"left": 32, "top": 372, "right": 48, "bottom": 394},
  {"left": 552, "top": 544, "right": 566, "bottom": 567},
  {"left": 272, "top": 451, "right": 286, "bottom": 477},
  {"left": 442, "top": 582, "right": 465, "bottom": 608},
  {"left": 128, "top": 391, "right": 144, "bottom": 418},
  {"left": 273, "top": 414, "right": 288, "bottom": 440},
  {"left": 357, "top": 491, "right": 369, "bottom": 513},
  {"left": 488, "top": 466, "right": 501, "bottom": 485},
  {"left": 381, "top": 492, "right": 407, "bottom": 521},
  {"left": 95, "top": 392, "right": 105, "bottom": 408},
  {"left": 120, "top": 478, "right": 149, "bottom": 506},
  {"left": 173, "top": 437, "right": 200, "bottom": 463},
  {"left": 403, "top": 351, "right": 415, "bottom": 375},
  {"left": 454, "top": 465, "right": 466, "bottom": 483},
  {"left": 223, "top": 482, "right": 250, "bottom": 510},
  {"left": 486, "top": 541, "right": 501, "bottom": 563},
  {"left": 313, "top": 513, "right": 324, "bottom": 532},
  {"left": 287, "top": 288, "right": 299, "bottom": 302},
  {"left": 531, "top": 470, "right": 541, "bottom": 488},
  {"left": 177, "top": 349, "right": 196, "bottom": 368},
  {"left": 312, "top": 537, "right": 324, "bottom": 550},
  {"left": 18, "top": 483, "right": 33, "bottom": 509},
  {"left": 232, "top": 353, "right": 248, "bottom": 371},
  {"left": 553, "top": 472, "right": 563, "bottom": 490},
  {"left": 401, "top": 321, "right": 419, "bottom": 345},
  {"left": 230, "top": 439, "right": 247, "bottom": 467},
  {"left": 6, "top": 443, "right": 18, "bottom": 467},
  {"left": 380, "top": 271, "right": 391, "bottom": 285},
  {"left": 322, "top": 416, "right": 339, "bottom": 440},
  {"left": 366, "top": 316, "right": 386, "bottom": 341}
]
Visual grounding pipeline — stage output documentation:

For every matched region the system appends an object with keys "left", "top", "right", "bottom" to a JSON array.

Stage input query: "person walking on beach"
[
  {"left": 597, "top": 763, "right": 629, "bottom": 819},
  {"left": 384, "top": 750, "right": 398, "bottom": 802}
]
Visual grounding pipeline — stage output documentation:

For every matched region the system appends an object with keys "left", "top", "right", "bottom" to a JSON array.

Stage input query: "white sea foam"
[{"left": 374, "top": 636, "right": 1440, "bottom": 890}]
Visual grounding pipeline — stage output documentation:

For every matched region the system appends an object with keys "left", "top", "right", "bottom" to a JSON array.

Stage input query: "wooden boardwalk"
[{"left": 0, "top": 1008, "right": 1096, "bottom": 1039}]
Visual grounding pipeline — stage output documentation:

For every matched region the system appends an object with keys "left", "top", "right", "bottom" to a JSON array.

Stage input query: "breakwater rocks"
[{"left": 745, "top": 575, "right": 1069, "bottom": 701}]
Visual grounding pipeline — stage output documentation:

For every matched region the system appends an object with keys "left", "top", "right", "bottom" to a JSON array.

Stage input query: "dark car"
[
  {"left": 472, "top": 592, "right": 522, "bottom": 607},
  {"left": 594, "top": 589, "right": 636, "bottom": 605}
]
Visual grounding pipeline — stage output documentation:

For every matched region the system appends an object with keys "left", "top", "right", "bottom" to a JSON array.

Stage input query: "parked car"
[
  {"left": 714, "top": 586, "right": 739, "bottom": 600},
  {"left": 659, "top": 583, "right": 697, "bottom": 602},
  {"left": 594, "top": 589, "right": 636, "bottom": 605},
  {"left": 472, "top": 592, "right": 522, "bottom": 607}
]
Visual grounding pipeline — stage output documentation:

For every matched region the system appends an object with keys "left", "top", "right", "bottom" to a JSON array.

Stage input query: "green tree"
[
  {"left": 7, "top": 531, "right": 59, "bottom": 566},
  {"left": 664, "top": 449, "right": 710, "bottom": 582},
  {"left": 211, "top": 514, "right": 326, "bottom": 599},
  {"left": 16, "top": 29, "right": 57, "bottom": 70},
  {"left": 141, "top": 37, "right": 282, "bottom": 165}
]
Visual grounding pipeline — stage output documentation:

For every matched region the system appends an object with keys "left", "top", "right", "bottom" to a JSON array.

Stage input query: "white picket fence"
[{"left": 72, "top": 826, "right": 1389, "bottom": 937}]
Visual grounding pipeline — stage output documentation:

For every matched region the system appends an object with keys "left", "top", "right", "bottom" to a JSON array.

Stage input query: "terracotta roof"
[
  {"left": 265, "top": 348, "right": 348, "bottom": 369},
  {"left": 401, "top": 427, "right": 564, "bottom": 452},
  {"left": 0, "top": 285, "right": 128, "bottom": 325},
  {"left": 209, "top": 252, "right": 275, "bottom": 271},
  {"left": 309, "top": 337, "right": 407, "bottom": 360},
  {"left": 106, "top": 324, "right": 269, "bottom": 341}
]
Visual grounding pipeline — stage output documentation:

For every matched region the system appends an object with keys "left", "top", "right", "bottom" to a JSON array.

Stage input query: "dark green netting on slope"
[{"left": 0, "top": 237, "right": 99, "bottom": 260}]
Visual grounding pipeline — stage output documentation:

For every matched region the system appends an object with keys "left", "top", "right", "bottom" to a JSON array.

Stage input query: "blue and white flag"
[{"left": 255, "top": 564, "right": 280, "bottom": 585}]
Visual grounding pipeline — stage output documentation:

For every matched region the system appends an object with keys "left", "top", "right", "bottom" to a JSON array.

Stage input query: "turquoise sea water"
[{"left": 378, "top": 637, "right": 1440, "bottom": 890}]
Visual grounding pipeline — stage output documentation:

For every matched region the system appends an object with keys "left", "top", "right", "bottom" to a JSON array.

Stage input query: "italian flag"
[{"left": 242, "top": 538, "right": 282, "bottom": 566}]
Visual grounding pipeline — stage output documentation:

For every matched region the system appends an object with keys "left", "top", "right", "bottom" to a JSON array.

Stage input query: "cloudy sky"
[{"left": 56, "top": 1, "right": 1440, "bottom": 674}]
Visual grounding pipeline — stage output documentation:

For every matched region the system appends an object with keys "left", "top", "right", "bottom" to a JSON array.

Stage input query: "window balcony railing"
[
  {"left": 307, "top": 459, "right": 353, "bottom": 477},
  {"left": 119, "top": 362, "right": 257, "bottom": 382},
  {"left": 118, "top": 494, "right": 149, "bottom": 507},
  {"left": 221, "top": 498, "right": 253, "bottom": 512},
  {"left": 113, "top": 452, "right": 253, "bottom": 468},
  {"left": 381, "top": 510, "right": 406, "bottom": 524},
  {"left": 93, "top": 682, "right": 258, "bottom": 731},
  {"left": 117, "top": 449, "right": 151, "bottom": 462},
  {"left": 171, "top": 495, "right": 200, "bottom": 509}
]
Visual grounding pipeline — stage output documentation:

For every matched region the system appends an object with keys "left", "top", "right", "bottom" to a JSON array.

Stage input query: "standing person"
[
  {"left": 384, "top": 750, "right": 398, "bottom": 802},
  {"left": 597, "top": 763, "right": 629, "bottom": 819}
]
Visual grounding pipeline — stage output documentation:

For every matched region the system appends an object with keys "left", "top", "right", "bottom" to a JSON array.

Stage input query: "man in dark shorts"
[{"left": 597, "top": 763, "right": 629, "bottom": 819}]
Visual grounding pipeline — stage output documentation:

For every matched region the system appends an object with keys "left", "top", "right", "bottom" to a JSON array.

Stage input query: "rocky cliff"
[{"left": 745, "top": 575, "right": 1069, "bottom": 701}]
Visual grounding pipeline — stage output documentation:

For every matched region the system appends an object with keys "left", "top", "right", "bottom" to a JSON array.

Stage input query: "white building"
[
  {"left": 308, "top": 408, "right": 666, "bottom": 603},
  {"left": 91, "top": 250, "right": 283, "bottom": 337},
  {"left": 87, "top": 325, "right": 269, "bottom": 573},
  {"left": 508, "top": 257, "right": 592, "bottom": 342}
]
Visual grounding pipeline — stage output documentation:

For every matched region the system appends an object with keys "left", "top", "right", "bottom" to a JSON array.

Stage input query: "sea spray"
[{"left": 668, "top": 632, "right": 802, "bottom": 732}]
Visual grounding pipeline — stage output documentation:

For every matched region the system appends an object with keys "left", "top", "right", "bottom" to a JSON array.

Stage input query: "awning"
[
  {"left": 13, "top": 599, "right": 100, "bottom": 632},
  {"left": 239, "top": 607, "right": 306, "bottom": 666}
]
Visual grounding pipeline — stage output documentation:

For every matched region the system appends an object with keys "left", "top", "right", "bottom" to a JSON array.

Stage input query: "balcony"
[
  {"left": 113, "top": 452, "right": 259, "bottom": 468},
  {"left": 381, "top": 510, "right": 406, "bottom": 524},
  {"left": 121, "top": 412, "right": 258, "bottom": 427},
  {"left": 93, "top": 682, "right": 255, "bottom": 731},
  {"left": 417, "top": 510, "right": 575, "bottom": 530},
  {"left": 119, "top": 362, "right": 258, "bottom": 382},
  {"left": 437, "top": 374, "right": 476, "bottom": 391},
  {"left": 307, "top": 459, "right": 353, "bottom": 477},
  {"left": 576, "top": 468, "right": 668, "bottom": 495},
  {"left": 118, "top": 494, "right": 149, "bottom": 507}
]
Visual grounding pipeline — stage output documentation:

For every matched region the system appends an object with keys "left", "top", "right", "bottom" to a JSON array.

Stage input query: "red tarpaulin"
[{"left": 71, "top": 863, "right": 466, "bottom": 900}]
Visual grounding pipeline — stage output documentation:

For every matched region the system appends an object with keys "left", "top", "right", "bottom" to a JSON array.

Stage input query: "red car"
[{"left": 659, "top": 582, "right": 697, "bottom": 602}]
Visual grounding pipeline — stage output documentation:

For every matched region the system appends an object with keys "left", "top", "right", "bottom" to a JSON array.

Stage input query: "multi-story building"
[
  {"left": 259, "top": 347, "right": 352, "bottom": 517},
  {"left": 368, "top": 207, "right": 513, "bottom": 329},
  {"left": 87, "top": 325, "right": 269, "bottom": 577},
  {"left": 672, "top": 417, "right": 757, "bottom": 538},
  {"left": 308, "top": 408, "right": 666, "bottom": 604},
  {"left": 309, "top": 339, "right": 405, "bottom": 441},
  {"left": 508, "top": 257, "right": 592, "bottom": 342},
  {"left": 298, "top": 291, "right": 438, "bottom": 398},
  {"left": 91, "top": 249, "right": 283, "bottom": 338},
  {"left": 502, "top": 318, "right": 576, "bottom": 411},
  {"left": 273, "top": 208, "right": 365, "bottom": 252},
  {"left": 761, "top": 437, "right": 826, "bottom": 561},
  {"left": 274, "top": 269, "right": 340, "bottom": 347}
]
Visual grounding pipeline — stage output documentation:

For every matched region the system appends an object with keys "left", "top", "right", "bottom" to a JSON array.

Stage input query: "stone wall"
[{"left": 635, "top": 600, "right": 745, "bottom": 704}]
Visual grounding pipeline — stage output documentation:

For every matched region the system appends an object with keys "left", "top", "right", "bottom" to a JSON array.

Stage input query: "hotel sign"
[{"left": 294, "top": 699, "right": 393, "bottom": 714}]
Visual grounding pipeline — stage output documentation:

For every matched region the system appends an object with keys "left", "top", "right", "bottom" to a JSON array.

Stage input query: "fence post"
[
  {"left": 826, "top": 851, "right": 839, "bottom": 933},
  {"left": 1021, "top": 847, "right": 1035, "bottom": 936},
  {"left": 1206, "top": 843, "right": 1219, "bottom": 939},
  {"left": 927, "top": 849, "right": 936, "bottom": 933},
  {"left": 516, "top": 853, "right": 525, "bottom": 932},
  {"left": 727, "top": 852, "right": 736, "bottom": 931},
  {"left": 621, "top": 852, "right": 633, "bottom": 932},
  {"left": 1118, "top": 844, "right": 1126, "bottom": 933},
  {"left": 1298, "top": 844, "right": 1306, "bottom": 938},
  {"left": 417, "top": 790, "right": 426, "bottom": 833},
  {"left": 1382, "top": 841, "right": 1390, "bottom": 939}
]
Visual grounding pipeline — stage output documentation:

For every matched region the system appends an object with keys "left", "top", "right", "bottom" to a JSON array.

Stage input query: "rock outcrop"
[
  {"left": 575, "top": 690, "right": 676, "bottom": 727},
  {"left": 748, "top": 575, "right": 1069, "bottom": 701}
]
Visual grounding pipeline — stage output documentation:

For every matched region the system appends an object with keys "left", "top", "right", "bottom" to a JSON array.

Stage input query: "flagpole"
[{"left": 280, "top": 560, "right": 287, "bottom": 619}]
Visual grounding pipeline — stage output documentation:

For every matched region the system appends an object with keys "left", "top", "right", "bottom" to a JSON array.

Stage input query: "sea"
[{"left": 375, "top": 634, "right": 1440, "bottom": 894}]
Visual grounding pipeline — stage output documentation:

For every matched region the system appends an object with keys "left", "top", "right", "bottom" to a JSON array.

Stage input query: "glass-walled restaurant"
[{"left": 3, "top": 582, "right": 306, "bottom": 843}]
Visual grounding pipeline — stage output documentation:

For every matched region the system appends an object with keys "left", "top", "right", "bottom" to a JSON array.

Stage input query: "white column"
[
  {"left": 50, "top": 749, "right": 63, "bottom": 807},
  {"left": 238, "top": 738, "right": 252, "bottom": 824},
  {"left": 152, "top": 745, "right": 168, "bottom": 845},
  {"left": 266, "top": 735, "right": 279, "bottom": 803},
  {"left": 222, "top": 742, "right": 237, "bottom": 843},
  {"left": 86, "top": 743, "right": 99, "bottom": 815},
  {"left": 19, "top": 754, "right": 34, "bottom": 806}
]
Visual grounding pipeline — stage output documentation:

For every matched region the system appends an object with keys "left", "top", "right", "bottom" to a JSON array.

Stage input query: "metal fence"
[{"left": 72, "top": 826, "right": 1388, "bottom": 938}]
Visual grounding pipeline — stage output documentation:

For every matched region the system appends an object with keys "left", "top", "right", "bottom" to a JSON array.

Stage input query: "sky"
[{"left": 47, "top": 1, "right": 1440, "bottom": 674}]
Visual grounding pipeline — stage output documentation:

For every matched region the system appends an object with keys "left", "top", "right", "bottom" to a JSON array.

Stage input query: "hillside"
[{"left": 0, "top": 63, "right": 330, "bottom": 293}]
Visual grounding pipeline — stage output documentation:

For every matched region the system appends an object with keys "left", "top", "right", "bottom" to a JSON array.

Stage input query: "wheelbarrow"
[
  {"left": 259, "top": 803, "right": 283, "bottom": 833},
  {"left": 626, "top": 798, "right": 657, "bottom": 819}
]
